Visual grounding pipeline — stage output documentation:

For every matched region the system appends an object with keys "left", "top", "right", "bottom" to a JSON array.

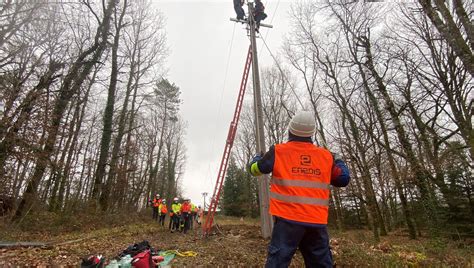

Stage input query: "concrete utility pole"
[{"left": 247, "top": 2, "right": 273, "bottom": 239}]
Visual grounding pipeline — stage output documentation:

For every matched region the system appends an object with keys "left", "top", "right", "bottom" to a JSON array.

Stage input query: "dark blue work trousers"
[
  {"left": 233, "top": 0, "right": 245, "bottom": 20},
  {"left": 265, "top": 217, "right": 333, "bottom": 268}
]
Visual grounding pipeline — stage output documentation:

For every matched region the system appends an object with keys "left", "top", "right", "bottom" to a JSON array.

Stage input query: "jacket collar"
[{"left": 288, "top": 132, "right": 313, "bottom": 143}]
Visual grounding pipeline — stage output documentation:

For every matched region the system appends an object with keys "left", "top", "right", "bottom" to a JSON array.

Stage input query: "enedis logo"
[{"left": 291, "top": 155, "right": 321, "bottom": 175}]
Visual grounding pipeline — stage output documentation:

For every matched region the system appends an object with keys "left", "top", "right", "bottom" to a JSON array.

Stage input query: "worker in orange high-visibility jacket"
[
  {"left": 158, "top": 199, "right": 168, "bottom": 227},
  {"left": 152, "top": 194, "right": 161, "bottom": 221},
  {"left": 248, "top": 111, "right": 350, "bottom": 268},
  {"left": 180, "top": 199, "right": 192, "bottom": 234}
]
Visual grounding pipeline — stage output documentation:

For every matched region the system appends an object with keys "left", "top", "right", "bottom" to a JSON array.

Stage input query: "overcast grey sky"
[{"left": 154, "top": 0, "right": 292, "bottom": 206}]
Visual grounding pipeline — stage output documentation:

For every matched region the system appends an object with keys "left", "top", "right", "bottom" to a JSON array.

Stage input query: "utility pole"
[
  {"left": 247, "top": 1, "right": 273, "bottom": 239},
  {"left": 201, "top": 192, "right": 208, "bottom": 210},
  {"left": 228, "top": 1, "right": 273, "bottom": 239}
]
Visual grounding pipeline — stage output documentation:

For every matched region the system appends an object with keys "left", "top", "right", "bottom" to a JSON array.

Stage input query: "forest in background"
[
  {"left": 0, "top": 0, "right": 472, "bottom": 244},
  {"left": 221, "top": 0, "right": 473, "bottom": 241},
  {"left": 0, "top": 0, "right": 186, "bottom": 221}
]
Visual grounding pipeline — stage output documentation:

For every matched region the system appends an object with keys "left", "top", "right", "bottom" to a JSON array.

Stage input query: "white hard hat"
[
  {"left": 288, "top": 111, "right": 316, "bottom": 137},
  {"left": 162, "top": 199, "right": 166, "bottom": 202},
  {"left": 156, "top": 193, "right": 160, "bottom": 197},
  {"left": 173, "top": 197, "right": 179, "bottom": 201}
]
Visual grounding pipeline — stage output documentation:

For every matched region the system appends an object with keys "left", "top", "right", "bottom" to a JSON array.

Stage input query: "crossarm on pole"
[{"left": 230, "top": 18, "right": 273, "bottom": 28}]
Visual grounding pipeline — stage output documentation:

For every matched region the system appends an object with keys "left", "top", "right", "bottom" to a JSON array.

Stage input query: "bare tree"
[
  {"left": 416, "top": 0, "right": 473, "bottom": 76},
  {"left": 13, "top": 0, "right": 118, "bottom": 220}
]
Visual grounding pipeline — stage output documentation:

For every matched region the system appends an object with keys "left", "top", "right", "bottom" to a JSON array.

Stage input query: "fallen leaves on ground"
[{"left": 0, "top": 218, "right": 472, "bottom": 266}]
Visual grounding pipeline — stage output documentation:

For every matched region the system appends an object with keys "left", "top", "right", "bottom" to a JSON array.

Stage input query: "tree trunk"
[
  {"left": 417, "top": 0, "right": 474, "bottom": 76},
  {"left": 326, "top": 57, "right": 385, "bottom": 239},
  {"left": 0, "top": 62, "right": 62, "bottom": 180},
  {"left": 147, "top": 104, "right": 167, "bottom": 199},
  {"left": 361, "top": 35, "right": 440, "bottom": 228},
  {"left": 96, "top": 0, "right": 128, "bottom": 211},
  {"left": 13, "top": 0, "right": 117, "bottom": 221},
  {"left": 49, "top": 97, "right": 80, "bottom": 211}
]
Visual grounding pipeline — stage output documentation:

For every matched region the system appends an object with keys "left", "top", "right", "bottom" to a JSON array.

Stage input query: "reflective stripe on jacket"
[{"left": 270, "top": 142, "right": 333, "bottom": 224}]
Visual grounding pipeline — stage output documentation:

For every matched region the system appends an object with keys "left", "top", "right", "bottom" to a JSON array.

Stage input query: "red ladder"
[{"left": 202, "top": 46, "right": 252, "bottom": 236}]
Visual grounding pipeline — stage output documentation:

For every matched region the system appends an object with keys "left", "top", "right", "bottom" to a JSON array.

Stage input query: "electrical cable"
[
  {"left": 256, "top": 0, "right": 304, "bottom": 109},
  {"left": 260, "top": 0, "right": 281, "bottom": 52},
  {"left": 258, "top": 32, "right": 305, "bottom": 108},
  {"left": 206, "top": 22, "right": 237, "bottom": 189}
]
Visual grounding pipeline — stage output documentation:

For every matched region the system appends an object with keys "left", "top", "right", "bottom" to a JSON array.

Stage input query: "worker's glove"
[
  {"left": 250, "top": 153, "right": 263, "bottom": 165},
  {"left": 247, "top": 153, "right": 263, "bottom": 172}
]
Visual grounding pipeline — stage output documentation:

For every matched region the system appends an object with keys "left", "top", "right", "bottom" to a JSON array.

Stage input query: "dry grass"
[{"left": 0, "top": 213, "right": 472, "bottom": 266}]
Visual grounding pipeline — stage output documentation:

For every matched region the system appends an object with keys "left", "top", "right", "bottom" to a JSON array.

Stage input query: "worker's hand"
[
  {"left": 247, "top": 153, "right": 263, "bottom": 175},
  {"left": 250, "top": 153, "right": 263, "bottom": 164}
]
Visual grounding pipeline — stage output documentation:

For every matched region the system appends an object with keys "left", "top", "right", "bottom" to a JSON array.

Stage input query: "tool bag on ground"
[
  {"left": 116, "top": 240, "right": 157, "bottom": 268},
  {"left": 118, "top": 240, "right": 157, "bottom": 258},
  {"left": 131, "top": 250, "right": 154, "bottom": 268}
]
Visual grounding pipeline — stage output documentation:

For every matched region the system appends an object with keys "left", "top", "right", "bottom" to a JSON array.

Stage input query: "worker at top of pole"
[
  {"left": 254, "top": 0, "right": 267, "bottom": 33},
  {"left": 248, "top": 111, "right": 351, "bottom": 268},
  {"left": 233, "top": 0, "right": 246, "bottom": 20}
]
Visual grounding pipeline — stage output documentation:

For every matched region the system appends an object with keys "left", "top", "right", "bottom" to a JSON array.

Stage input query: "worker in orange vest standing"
[
  {"left": 180, "top": 198, "right": 192, "bottom": 234},
  {"left": 248, "top": 111, "right": 350, "bottom": 267},
  {"left": 158, "top": 199, "right": 168, "bottom": 227},
  {"left": 152, "top": 194, "right": 161, "bottom": 221}
]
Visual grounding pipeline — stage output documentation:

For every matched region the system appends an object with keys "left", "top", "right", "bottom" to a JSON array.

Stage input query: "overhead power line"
[{"left": 258, "top": 32, "right": 305, "bottom": 109}]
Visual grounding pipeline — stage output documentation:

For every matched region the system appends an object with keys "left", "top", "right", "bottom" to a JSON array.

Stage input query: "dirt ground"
[
  {"left": 0, "top": 219, "right": 275, "bottom": 266},
  {"left": 0, "top": 216, "right": 472, "bottom": 266}
]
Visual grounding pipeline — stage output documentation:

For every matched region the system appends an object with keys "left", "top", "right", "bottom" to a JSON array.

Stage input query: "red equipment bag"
[{"left": 132, "top": 250, "right": 153, "bottom": 268}]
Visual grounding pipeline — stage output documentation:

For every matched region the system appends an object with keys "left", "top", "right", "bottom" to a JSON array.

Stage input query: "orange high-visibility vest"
[
  {"left": 270, "top": 142, "right": 333, "bottom": 224},
  {"left": 160, "top": 204, "right": 168, "bottom": 214},
  {"left": 181, "top": 202, "right": 191, "bottom": 213},
  {"left": 153, "top": 198, "right": 161, "bottom": 208}
]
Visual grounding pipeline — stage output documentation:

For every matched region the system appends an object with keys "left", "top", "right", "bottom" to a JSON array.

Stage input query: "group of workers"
[
  {"left": 151, "top": 195, "right": 203, "bottom": 234},
  {"left": 151, "top": 109, "right": 350, "bottom": 267}
]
